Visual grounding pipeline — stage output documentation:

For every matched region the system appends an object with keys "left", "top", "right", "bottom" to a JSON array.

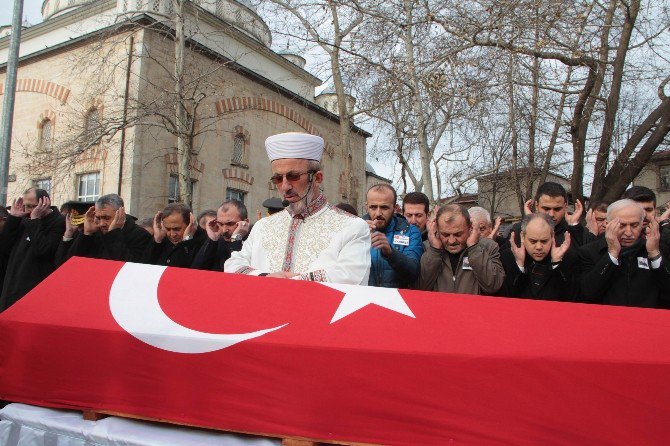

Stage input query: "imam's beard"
[{"left": 287, "top": 183, "right": 319, "bottom": 215}]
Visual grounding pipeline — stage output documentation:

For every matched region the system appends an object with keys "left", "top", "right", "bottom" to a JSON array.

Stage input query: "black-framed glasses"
[{"left": 270, "top": 170, "right": 314, "bottom": 185}]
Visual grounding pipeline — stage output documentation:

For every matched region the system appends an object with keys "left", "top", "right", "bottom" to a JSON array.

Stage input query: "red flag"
[{"left": 2, "top": 256, "right": 670, "bottom": 445}]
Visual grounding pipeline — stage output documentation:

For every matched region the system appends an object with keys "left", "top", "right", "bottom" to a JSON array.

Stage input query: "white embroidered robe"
[{"left": 224, "top": 198, "right": 371, "bottom": 285}]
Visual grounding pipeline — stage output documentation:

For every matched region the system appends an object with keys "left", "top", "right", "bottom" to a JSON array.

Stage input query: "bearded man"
[
  {"left": 225, "top": 133, "right": 371, "bottom": 284},
  {"left": 364, "top": 184, "right": 423, "bottom": 288}
]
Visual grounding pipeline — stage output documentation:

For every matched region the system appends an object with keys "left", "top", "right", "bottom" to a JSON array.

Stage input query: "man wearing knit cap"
[{"left": 224, "top": 132, "right": 371, "bottom": 284}]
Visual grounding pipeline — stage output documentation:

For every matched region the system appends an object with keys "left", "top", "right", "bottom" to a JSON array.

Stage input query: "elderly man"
[
  {"left": 63, "top": 194, "right": 151, "bottom": 262},
  {"left": 143, "top": 203, "right": 206, "bottom": 267},
  {"left": 417, "top": 204, "right": 504, "bottom": 295},
  {"left": 0, "top": 188, "right": 64, "bottom": 312},
  {"left": 364, "top": 184, "right": 423, "bottom": 288},
  {"left": 468, "top": 206, "right": 505, "bottom": 247},
  {"left": 500, "top": 213, "right": 576, "bottom": 301},
  {"left": 225, "top": 133, "right": 371, "bottom": 284},
  {"left": 192, "top": 200, "right": 249, "bottom": 272},
  {"left": 579, "top": 199, "right": 670, "bottom": 308}
]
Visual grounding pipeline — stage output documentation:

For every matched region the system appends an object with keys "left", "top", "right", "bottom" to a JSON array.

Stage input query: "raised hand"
[
  {"left": 646, "top": 217, "right": 661, "bottom": 258},
  {"left": 206, "top": 218, "right": 221, "bottom": 242},
  {"left": 233, "top": 220, "right": 250, "bottom": 239},
  {"left": 426, "top": 212, "right": 442, "bottom": 249},
  {"left": 30, "top": 196, "right": 52, "bottom": 220},
  {"left": 64, "top": 212, "right": 76, "bottom": 238},
  {"left": 466, "top": 217, "right": 481, "bottom": 247},
  {"left": 509, "top": 231, "right": 526, "bottom": 268},
  {"left": 183, "top": 212, "right": 197, "bottom": 240},
  {"left": 83, "top": 206, "right": 98, "bottom": 235},
  {"left": 660, "top": 202, "right": 670, "bottom": 221},
  {"left": 108, "top": 207, "right": 126, "bottom": 232},
  {"left": 153, "top": 211, "right": 166, "bottom": 243},
  {"left": 523, "top": 199, "right": 533, "bottom": 215},
  {"left": 9, "top": 197, "right": 28, "bottom": 218},
  {"left": 488, "top": 217, "right": 502, "bottom": 239},
  {"left": 605, "top": 217, "right": 623, "bottom": 259},
  {"left": 551, "top": 232, "right": 571, "bottom": 263},
  {"left": 566, "top": 199, "right": 583, "bottom": 225},
  {"left": 585, "top": 209, "right": 598, "bottom": 235}
]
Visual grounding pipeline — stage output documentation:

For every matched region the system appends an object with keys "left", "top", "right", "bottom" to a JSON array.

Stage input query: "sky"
[{"left": 0, "top": 0, "right": 43, "bottom": 26}]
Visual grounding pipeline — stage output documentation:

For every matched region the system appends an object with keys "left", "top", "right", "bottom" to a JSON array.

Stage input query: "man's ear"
[{"left": 314, "top": 171, "right": 324, "bottom": 184}]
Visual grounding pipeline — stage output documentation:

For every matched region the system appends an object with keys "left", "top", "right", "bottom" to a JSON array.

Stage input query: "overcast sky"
[{"left": 1, "top": 0, "right": 45, "bottom": 26}]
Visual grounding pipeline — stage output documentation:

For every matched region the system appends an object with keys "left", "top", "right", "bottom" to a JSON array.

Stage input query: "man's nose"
[{"left": 278, "top": 177, "right": 292, "bottom": 191}]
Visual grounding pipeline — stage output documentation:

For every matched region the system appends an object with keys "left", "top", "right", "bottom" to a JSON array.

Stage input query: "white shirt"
[{"left": 224, "top": 195, "right": 371, "bottom": 285}]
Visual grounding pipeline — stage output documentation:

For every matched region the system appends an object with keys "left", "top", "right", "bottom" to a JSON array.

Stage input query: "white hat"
[{"left": 265, "top": 132, "right": 324, "bottom": 162}]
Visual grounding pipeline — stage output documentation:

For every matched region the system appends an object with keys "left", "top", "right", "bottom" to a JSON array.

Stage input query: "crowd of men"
[{"left": 0, "top": 132, "right": 669, "bottom": 314}]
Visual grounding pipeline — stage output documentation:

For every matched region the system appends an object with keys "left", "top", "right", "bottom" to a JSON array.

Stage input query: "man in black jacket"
[
  {"left": 500, "top": 213, "right": 576, "bottom": 301},
  {"left": 0, "top": 188, "right": 64, "bottom": 312},
  {"left": 191, "top": 200, "right": 249, "bottom": 271},
  {"left": 143, "top": 203, "right": 206, "bottom": 267},
  {"left": 579, "top": 199, "right": 670, "bottom": 308},
  {"left": 62, "top": 194, "right": 151, "bottom": 262},
  {"left": 505, "top": 182, "right": 586, "bottom": 250}
]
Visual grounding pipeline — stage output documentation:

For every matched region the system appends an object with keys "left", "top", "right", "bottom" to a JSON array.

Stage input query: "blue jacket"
[{"left": 365, "top": 214, "right": 424, "bottom": 288}]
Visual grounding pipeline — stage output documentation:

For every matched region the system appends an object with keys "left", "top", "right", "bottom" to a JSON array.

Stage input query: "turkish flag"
[{"left": 2, "top": 257, "right": 670, "bottom": 445}]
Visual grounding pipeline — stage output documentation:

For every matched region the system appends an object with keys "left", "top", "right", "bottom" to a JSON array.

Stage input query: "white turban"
[{"left": 265, "top": 132, "right": 324, "bottom": 162}]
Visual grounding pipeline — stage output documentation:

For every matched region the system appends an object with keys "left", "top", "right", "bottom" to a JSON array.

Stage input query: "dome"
[
  {"left": 42, "top": 0, "right": 93, "bottom": 21},
  {"left": 41, "top": 0, "right": 272, "bottom": 47}
]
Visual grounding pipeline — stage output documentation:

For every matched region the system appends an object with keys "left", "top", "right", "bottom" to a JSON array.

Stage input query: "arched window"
[
  {"left": 232, "top": 134, "right": 245, "bottom": 165},
  {"left": 40, "top": 119, "right": 53, "bottom": 151},
  {"left": 84, "top": 107, "right": 101, "bottom": 137}
]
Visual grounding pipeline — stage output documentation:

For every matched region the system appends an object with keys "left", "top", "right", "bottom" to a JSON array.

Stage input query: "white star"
[{"left": 321, "top": 282, "right": 415, "bottom": 324}]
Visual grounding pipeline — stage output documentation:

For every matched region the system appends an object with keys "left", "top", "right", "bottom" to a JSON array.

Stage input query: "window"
[
  {"left": 84, "top": 107, "right": 101, "bottom": 139},
  {"left": 77, "top": 172, "right": 101, "bottom": 202},
  {"left": 232, "top": 134, "right": 245, "bottom": 165},
  {"left": 168, "top": 175, "right": 196, "bottom": 206},
  {"left": 40, "top": 119, "right": 53, "bottom": 152},
  {"left": 226, "top": 188, "right": 246, "bottom": 204},
  {"left": 660, "top": 165, "right": 670, "bottom": 191},
  {"left": 33, "top": 178, "right": 51, "bottom": 195}
]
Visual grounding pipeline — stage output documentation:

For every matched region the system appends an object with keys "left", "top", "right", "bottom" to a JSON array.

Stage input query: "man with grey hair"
[
  {"left": 468, "top": 206, "right": 504, "bottom": 247},
  {"left": 61, "top": 193, "right": 151, "bottom": 262},
  {"left": 579, "top": 199, "right": 670, "bottom": 308},
  {"left": 417, "top": 204, "right": 504, "bottom": 294},
  {"left": 499, "top": 213, "right": 577, "bottom": 301},
  {"left": 225, "top": 133, "right": 370, "bottom": 284}
]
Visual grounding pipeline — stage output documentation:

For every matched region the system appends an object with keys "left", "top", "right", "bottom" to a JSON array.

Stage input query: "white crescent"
[{"left": 109, "top": 262, "right": 287, "bottom": 354}]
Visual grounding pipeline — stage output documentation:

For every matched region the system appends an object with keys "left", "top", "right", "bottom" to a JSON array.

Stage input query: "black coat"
[
  {"left": 191, "top": 237, "right": 243, "bottom": 271},
  {"left": 143, "top": 226, "right": 207, "bottom": 268},
  {"left": 503, "top": 219, "right": 586, "bottom": 251},
  {"left": 578, "top": 237, "right": 670, "bottom": 308},
  {"left": 64, "top": 217, "right": 151, "bottom": 262},
  {"left": 0, "top": 209, "right": 65, "bottom": 312},
  {"left": 499, "top": 248, "right": 578, "bottom": 301}
]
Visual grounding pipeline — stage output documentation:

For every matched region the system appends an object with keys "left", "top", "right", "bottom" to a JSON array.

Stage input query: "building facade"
[
  {"left": 0, "top": 0, "right": 370, "bottom": 219},
  {"left": 633, "top": 149, "right": 670, "bottom": 210}
]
